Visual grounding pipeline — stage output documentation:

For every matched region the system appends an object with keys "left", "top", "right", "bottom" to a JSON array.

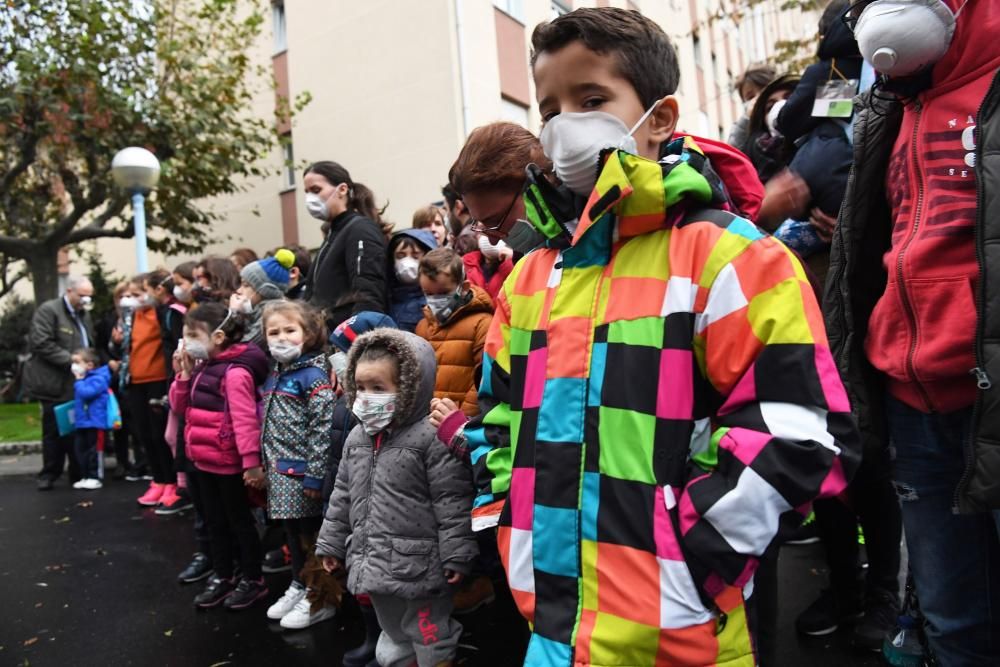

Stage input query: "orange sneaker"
[{"left": 137, "top": 482, "right": 166, "bottom": 506}]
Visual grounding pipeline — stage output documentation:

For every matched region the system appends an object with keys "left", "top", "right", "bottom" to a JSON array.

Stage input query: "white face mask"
[
  {"left": 394, "top": 256, "right": 420, "bottom": 284},
  {"left": 79, "top": 295, "right": 92, "bottom": 308},
  {"left": 173, "top": 285, "right": 191, "bottom": 302},
  {"left": 230, "top": 293, "right": 254, "bottom": 314},
  {"left": 269, "top": 341, "right": 302, "bottom": 364},
  {"left": 353, "top": 391, "right": 397, "bottom": 435},
  {"left": 540, "top": 101, "right": 661, "bottom": 196},
  {"left": 854, "top": 0, "right": 963, "bottom": 78},
  {"left": 328, "top": 351, "right": 349, "bottom": 386},
  {"left": 185, "top": 339, "right": 210, "bottom": 360},
  {"left": 305, "top": 193, "right": 329, "bottom": 220},
  {"left": 71, "top": 362, "right": 88, "bottom": 378},
  {"left": 119, "top": 296, "right": 141, "bottom": 310},
  {"left": 477, "top": 235, "right": 508, "bottom": 259}
]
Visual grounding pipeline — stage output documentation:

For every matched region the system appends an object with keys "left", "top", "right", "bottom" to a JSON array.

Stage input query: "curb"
[{"left": 0, "top": 441, "right": 42, "bottom": 456}]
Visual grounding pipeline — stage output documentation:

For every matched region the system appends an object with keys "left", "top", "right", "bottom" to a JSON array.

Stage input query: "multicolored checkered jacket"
[{"left": 464, "top": 139, "right": 861, "bottom": 667}]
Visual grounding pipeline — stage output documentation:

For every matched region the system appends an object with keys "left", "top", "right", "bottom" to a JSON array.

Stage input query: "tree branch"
[
  {"left": 0, "top": 107, "right": 40, "bottom": 196},
  {"left": 0, "top": 234, "right": 34, "bottom": 257},
  {"left": 63, "top": 195, "right": 131, "bottom": 244}
]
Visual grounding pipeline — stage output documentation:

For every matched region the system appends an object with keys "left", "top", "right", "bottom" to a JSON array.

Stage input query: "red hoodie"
[{"left": 865, "top": 0, "right": 1000, "bottom": 413}]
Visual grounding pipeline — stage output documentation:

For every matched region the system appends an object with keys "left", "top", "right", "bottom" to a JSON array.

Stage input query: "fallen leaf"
[
  {"left": 53, "top": 517, "right": 70, "bottom": 524},
  {"left": 34, "top": 583, "right": 47, "bottom": 588},
  {"left": 209, "top": 662, "right": 231, "bottom": 667},
  {"left": 22, "top": 638, "right": 37, "bottom": 647},
  {"left": 163, "top": 629, "right": 173, "bottom": 637},
  {"left": 75, "top": 501, "right": 93, "bottom": 509},
  {"left": 34, "top": 603, "right": 42, "bottom": 608},
  {"left": 94, "top": 548, "right": 106, "bottom": 556}
]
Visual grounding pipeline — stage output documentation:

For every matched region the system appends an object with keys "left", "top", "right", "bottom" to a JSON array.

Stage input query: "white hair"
[{"left": 66, "top": 275, "right": 91, "bottom": 291}]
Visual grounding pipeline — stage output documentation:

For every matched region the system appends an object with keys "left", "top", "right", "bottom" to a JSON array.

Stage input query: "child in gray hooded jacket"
[{"left": 317, "top": 328, "right": 477, "bottom": 667}]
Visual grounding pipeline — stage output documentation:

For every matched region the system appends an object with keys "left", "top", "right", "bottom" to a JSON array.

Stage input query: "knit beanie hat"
[
  {"left": 329, "top": 311, "right": 398, "bottom": 352},
  {"left": 241, "top": 249, "right": 294, "bottom": 300}
]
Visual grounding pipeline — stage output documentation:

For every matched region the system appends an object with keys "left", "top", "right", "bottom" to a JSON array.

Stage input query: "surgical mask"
[
  {"left": 328, "top": 351, "right": 349, "bottom": 386},
  {"left": 766, "top": 99, "right": 786, "bottom": 136},
  {"left": 305, "top": 193, "right": 329, "bottom": 220},
  {"left": 185, "top": 339, "right": 210, "bottom": 360},
  {"left": 71, "top": 362, "right": 87, "bottom": 377},
  {"left": 425, "top": 287, "right": 467, "bottom": 324},
  {"left": 353, "top": 391, "right": 397, "bottom": 435},
  {"left": 232, "top": 295, "right": 254, "bottom": 314},
  {"left": 478, "top": 235, "right": 508, "bottom": 260},
  {"left": 269, "top": 341, "right": 302, "bottom": 364},
  {"left": 540, "top": 101, "right": 661, "bottom": 196},
  {"left": 854, "top": 0, "right": 965, "bottom": 78},
  {"left": 505, "top": 218, "right": 545, "bottom": 255},
  {"left": 173, "top": 285, "right": 191, "bottom": 302},
  {"left": 394, "top": 257, "right": 420, "bottom": 284},
  {"left": 119, "top": 296, "right": 141, "bottom": 310},
  {"left": 79, "top": 295, "right": 92, "bottom": 308}
]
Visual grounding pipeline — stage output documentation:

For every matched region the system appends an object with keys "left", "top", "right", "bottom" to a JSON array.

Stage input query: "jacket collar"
[{"left": 524, "top": 136, "right": 730, "bottom": 248}]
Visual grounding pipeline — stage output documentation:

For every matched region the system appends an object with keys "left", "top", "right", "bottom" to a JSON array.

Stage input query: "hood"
[
  {"left": 387, "top": 228, "right": 439, "bottom": 288},
  {"left": 422, "top": 284, "right": 494, "bottom": 327},
  {"left": 671, "top": 133, "right": 764, "bottom": 220},
  {"left": 215, "top": 342, "right": 270, "bottom": 385},
  {"left": 279, "top": 350, "right": 327, "bottom": 374},
  {"left": 345, "top": 327, "right": 437, "bottom": 428},
  {"left": 932, "top": 0, "right": 1000, "bottom": 90},
  {"left": 88, "top": 366, "right": 112, "bottom": 383},
  {"left": 818, "top": 13, "right": 861, "bottom": 60}
]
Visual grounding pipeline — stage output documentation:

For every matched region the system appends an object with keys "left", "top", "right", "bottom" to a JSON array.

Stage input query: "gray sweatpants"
[{"left": 369, "top": 593, "right": 462, "bottom": 667}]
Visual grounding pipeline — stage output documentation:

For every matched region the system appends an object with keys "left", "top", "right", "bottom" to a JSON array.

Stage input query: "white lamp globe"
[{"left": 111, "top": 147, "right": 161, "bottom": 190}]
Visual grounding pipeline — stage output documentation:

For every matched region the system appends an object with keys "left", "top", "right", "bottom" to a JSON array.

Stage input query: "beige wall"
[{"left": 47, "top": 0, "right": 820, "bottom": 290}]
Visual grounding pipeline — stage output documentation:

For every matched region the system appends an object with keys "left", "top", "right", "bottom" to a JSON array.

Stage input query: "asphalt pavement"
[{"left": 0, "top": 465, "right": 884, "bottom": 667}]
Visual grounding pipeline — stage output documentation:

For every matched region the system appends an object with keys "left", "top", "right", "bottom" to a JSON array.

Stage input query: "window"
[
  {"left": 493, "top": 0, "right": 525, "bottom": 22},
  {"left": 272, "top": 1, "right": 287, "bottom": 54},
  {"left": 500, "top": 98, "right": 529, "bottom": 128},
  {"left": 282, "top": 136, "right": 295, "bottom": 189},
  {"left": 693, "top": 33, "right": 703, "bottom": 69},
  {"left": 551, "top": 0, "right": 570, "bottom": 19}
]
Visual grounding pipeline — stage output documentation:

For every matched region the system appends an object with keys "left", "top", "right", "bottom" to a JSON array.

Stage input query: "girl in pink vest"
[{"left": 168, "top": 302, "right": 271, "bottom": 611}]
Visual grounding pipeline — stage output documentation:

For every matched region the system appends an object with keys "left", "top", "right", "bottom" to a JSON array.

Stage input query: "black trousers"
[
  {"left": 814, "top": 446, "right": 902, "bottom": 602},
  {"left": 284, "top": 516, "right": 323, "bottom": 585},
  {"left": 126, "top": 381, "right": 174, "bottom": 484},
  {"left": 73, "top": 428, "right": 105, "bottom": 480},
  {"left": 196, "top": 469, "right": 262, "bottom": 580},
  {"left": 183, "top": 459, "right": 212, "bottom": 557},
  {"left": 38, "top": 400, "right": 80, "bottom": 483}
]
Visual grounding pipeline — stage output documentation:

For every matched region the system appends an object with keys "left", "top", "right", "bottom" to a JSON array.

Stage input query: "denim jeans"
[{"left": 886, "top": 395, "right": 1000, "bottom": 666}]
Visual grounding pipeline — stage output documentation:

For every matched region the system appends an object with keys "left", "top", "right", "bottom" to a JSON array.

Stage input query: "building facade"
[{"left": 76, "top": 0, "right": 820, "bottom": 279}]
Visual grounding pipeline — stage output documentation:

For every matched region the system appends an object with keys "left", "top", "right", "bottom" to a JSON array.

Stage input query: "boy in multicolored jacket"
[{"left": 461, "top": 8, "right": 861, "bottom": 666}]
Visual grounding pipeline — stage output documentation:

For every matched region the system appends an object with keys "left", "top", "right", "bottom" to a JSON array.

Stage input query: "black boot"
[{"left": 343, "top": 603, "right": 381, "bottom": 667}]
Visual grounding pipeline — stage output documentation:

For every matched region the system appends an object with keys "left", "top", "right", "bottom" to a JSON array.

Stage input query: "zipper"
[
  {"left": 356, "top": 240, "right": 363, "bottom": 277},
  {"left": 954, "top": 70, "right": 1000, "bottom": 512},
  {"left": 896, "top": 99, "right": 935, "bottom": 413}
]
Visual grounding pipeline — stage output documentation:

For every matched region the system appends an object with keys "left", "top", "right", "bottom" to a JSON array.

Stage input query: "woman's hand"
[
  {"left": 429, "top": 397, "right": 460, "bottom": 428},
  {"left": 322, "top": 556, "right": 343, "bottom": 573},
  {"left": 444, "top": 569, "right": 464, "bottom": 585},
  {"left": 808, "top": 207, "right": 837, "bottom": 243}
]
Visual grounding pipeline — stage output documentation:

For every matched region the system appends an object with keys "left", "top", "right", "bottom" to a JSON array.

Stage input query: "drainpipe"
[{"left": 454, "top": 0, "right": 471, "bottom": 137}]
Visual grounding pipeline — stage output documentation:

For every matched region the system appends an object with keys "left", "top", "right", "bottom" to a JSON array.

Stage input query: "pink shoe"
[{"left": 137, "top": 482, "right": 166, "bottom": 506}]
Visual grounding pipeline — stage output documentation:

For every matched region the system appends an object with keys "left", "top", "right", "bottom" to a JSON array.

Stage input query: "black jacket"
[
  {"left": 824, "top": 70, "right": 1000, "bottom": 512},
  {"left": 23, "top": 298, "right": 95, "bottom": 403},
  {"left": 307, "top": 210, "right": 388, "bottom": 329}
]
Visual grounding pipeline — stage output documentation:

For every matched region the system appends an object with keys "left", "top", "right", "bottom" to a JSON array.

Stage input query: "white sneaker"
[
  {"left": 78, "top": 479, "right": 103, "bottom": 490},
  {"left": 279, "top": 595, "right": 337, "bottom": 630},
  {"left": 266, "top": 583, "right": 306, "bottom": 620},
  {"left": 73, "top": 480, "right": 87, "bottom": 489}
]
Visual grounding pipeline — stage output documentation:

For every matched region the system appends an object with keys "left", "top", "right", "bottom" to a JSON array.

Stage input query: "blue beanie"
[
  {"left": 329, "top": 311, "right": 398, "bottom": 352},
  {"left": 241, "top": 249, "right": 294, "bottom": 300}
]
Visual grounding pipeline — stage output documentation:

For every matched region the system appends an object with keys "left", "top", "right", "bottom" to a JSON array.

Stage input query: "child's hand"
[
  {"left": 176, "top": 350, "right": 194, "bottom": 379},
  {"left": 243, "top": 466, "right": 266, "bottom": 489},
  {"left": 444, "top": 569, "right": 464, "bottom": 585},
  {"left": 304, "top": 488, "right": 322, "bottom": 500},
  {"left": 429, "top": 397, "right": 460, "bottom": 428},
  {"left": 111, "top": 326, "right": 124, "bottom": 345},
  {"left": 108, "top": 359, "right": 121, "bottom": 373},
  {"left": 321, "top": 556, "right": 342, "bottom": 573}
]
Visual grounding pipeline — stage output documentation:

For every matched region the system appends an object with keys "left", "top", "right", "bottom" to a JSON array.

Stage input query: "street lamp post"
[{"left": 111, "top": 147, "right": 161, "bottom": 273}]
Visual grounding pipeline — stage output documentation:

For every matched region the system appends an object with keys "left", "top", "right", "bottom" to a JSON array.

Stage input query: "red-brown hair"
[{"left": 448, "top": 122, "right": 551, "bottom": 196}]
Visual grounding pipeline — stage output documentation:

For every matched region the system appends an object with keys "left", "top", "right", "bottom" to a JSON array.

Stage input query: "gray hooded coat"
[{"left": 315, "top": 328, "right": 477, "bottom": 599}]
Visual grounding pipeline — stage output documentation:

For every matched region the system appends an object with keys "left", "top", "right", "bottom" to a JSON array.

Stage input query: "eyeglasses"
[
  {"left": 469, "top": 189, "right": 520, "bottom": 234},
  {"left": 841, "top": 0, "right": 877, "bottom": 32}
]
